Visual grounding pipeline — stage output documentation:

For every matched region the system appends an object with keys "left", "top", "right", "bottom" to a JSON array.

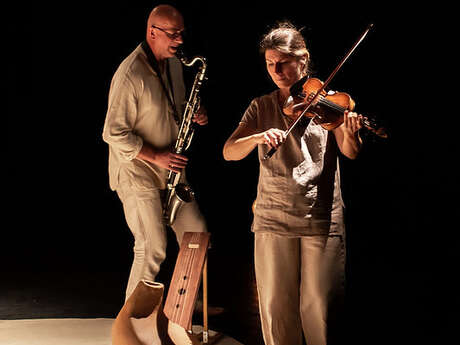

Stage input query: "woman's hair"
[{"left": 260, "top": 21, "right": 310, "bottom": 76}]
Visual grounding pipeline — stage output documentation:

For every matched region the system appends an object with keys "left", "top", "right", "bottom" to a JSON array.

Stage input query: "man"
[{"left": 103, "top": 4, "right": 208, "bottom": 299}]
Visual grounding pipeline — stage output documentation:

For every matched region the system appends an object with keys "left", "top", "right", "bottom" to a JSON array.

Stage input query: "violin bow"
[{"left": 263, "top": 23, "right": 374, "bottom": 160}]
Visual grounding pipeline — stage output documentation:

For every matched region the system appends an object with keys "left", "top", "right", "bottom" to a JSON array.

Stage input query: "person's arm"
[
  {"left": 103, "top": 77, "right": 188, "bottom": 173},
  {"left": 102, "top": 79, "right": 144, "bottom": 161},
  {"left": 223, "top": 123, "right": 286, "bottom": 161},
  {"left": 138, "top": 105, "right": 208, "bottom": 173},
  {"left": 332, "top": 110, "right": 363, "bottom": 159}
]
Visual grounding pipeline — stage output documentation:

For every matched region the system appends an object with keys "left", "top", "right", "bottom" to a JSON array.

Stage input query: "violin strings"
[
  {"left": 318, "top": 96, "right": 346, "bottom": 113},
  {"left": 318, "top": 96, "right": 382, "bottom": 133}
]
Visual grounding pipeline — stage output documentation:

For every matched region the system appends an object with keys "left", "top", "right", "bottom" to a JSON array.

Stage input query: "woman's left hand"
[
  {"left": 333, "top": 110, "right": 363, "bottom": 159},
  {"left": 343, "top": 110, "right": 363, "bottom": 134}
]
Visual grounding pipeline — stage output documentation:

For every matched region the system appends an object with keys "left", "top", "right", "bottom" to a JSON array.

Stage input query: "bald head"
[{"left": 147, "top": 4, "right": 183, "bottom": 30}]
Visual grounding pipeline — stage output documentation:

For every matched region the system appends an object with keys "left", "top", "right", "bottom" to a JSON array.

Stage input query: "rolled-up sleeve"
[
  {"left": 239, "top": 98, "right": 259, "bottom": 130},
  {"left": 103, "top": 75, "right": 143, "bottom": 161}
]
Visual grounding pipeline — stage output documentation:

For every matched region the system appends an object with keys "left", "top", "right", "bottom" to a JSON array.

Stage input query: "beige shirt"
[
  {"left": 241, "top": 90, "right": 344, "bottom": 236},
  {"left": 103, "top": 43, "right": 186, "bottom": 191}
]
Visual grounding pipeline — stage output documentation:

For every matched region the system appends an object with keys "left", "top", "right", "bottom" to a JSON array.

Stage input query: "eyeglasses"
[{"left": 151, "top": 25, "right": 184, "bottom": 40}]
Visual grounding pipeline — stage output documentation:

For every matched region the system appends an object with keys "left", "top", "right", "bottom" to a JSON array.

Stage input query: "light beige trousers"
[
  {"left": 117, "top": 185, "right": 207, "bottom": 299},
  {"left": 255, "top": 233, "right": 345, "bottom": 345}
]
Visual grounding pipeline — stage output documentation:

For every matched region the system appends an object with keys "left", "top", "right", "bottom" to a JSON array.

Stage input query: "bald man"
[{"left": 103, "top": 5, "right": 208, "bottom": 299}]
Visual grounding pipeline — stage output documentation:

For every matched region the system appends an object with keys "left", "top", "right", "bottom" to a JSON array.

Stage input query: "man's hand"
[
  {"left": 137, "top": 144, "right": 188, "bottom": 173},
  {"left": 153, "top": 151, "right": 188, "bottom": 173},
  {"left": 192, "top": 106, "right": 208, "bottom": 126}
]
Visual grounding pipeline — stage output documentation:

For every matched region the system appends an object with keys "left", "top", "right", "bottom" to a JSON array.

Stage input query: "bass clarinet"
[{"left": 163, "top": 51, "right": 207, "bottom": 226}]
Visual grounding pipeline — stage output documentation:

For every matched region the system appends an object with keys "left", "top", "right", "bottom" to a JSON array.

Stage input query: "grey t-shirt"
[{"left": 240, "top": 90, "right": 344, "bottom": 236}]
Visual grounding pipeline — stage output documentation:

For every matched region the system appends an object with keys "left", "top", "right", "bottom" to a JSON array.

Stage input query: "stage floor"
[
  {"left": 1, "top": 246, "right": 446, "bottom": 345},
  {"left": 0, "top": 318, "right": 114, "bottom": 345},
  {"left": 0, "top": 318, "right": 243, "bottom": 345},
  {"left": 0, "top": 250, "right": 264, "bottom": 345}
]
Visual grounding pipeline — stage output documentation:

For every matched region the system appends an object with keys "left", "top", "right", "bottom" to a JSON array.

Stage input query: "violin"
[{"left": 283, "top": 77, "right": 387, "bottom": 138}]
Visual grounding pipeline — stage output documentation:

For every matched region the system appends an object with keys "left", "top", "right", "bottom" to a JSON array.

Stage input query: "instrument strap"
[{"left": 141, "top": 40, "right": 180, "bottom": 125}]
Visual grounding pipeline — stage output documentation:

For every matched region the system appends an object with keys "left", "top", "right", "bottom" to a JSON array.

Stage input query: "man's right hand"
[
  {"left": 137, "top": 144, "right": 188, "bottom": 173},
  {"left": 154, "top": 151, "right": 188, "bottom": 173}
]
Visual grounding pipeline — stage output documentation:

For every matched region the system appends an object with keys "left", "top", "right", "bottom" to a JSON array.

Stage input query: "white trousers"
[
  {"left": 255, "top": 233, "right": 345, "bottom": 345},
  {"left": 117, "top": 184, "right": 207, "bottom": 299}
]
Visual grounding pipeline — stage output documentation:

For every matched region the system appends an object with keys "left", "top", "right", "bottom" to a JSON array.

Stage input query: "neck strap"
[{"left": 141, "top": 41, "right": 180, "bottom": 125}]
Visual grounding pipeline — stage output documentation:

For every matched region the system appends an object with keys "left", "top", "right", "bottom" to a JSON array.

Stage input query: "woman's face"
[{"left": 265, "top": 49, "right": 304, "bottom": 90}]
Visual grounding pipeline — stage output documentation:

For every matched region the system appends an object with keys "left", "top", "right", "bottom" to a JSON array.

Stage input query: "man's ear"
[{"left": 149, "top": 27, "right": 155, "bottom": 39}]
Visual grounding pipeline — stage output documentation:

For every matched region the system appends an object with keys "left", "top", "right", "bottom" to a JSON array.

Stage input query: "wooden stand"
[{"left": 164, "top": 232, "right": 211, "bottom": 344}]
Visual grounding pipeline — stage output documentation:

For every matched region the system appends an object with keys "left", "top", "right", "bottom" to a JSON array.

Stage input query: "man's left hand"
[{"left": 192, "top": 106, "right": 208, "bottom": 126}]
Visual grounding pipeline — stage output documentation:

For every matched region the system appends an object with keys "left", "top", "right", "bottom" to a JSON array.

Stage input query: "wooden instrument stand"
[{"left": 164, "top": 232, "right": 212, "bottom": 344}]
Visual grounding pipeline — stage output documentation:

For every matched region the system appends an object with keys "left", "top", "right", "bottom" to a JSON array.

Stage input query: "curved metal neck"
[
  {"left": 176, "top": 49, "right": 207, "bottom": 68},
  {"left": 180, "top": 55, "right": 206, "bottom": 68}
]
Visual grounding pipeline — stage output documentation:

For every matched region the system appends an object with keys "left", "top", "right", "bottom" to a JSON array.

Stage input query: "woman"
[{"left": 223, "top": 22, "right": 363, "bottom": 345}]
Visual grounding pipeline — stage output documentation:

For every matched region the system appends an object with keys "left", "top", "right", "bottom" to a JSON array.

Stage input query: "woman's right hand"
[
  {"left": 254, "top": 128, "right": 286, "bottom": 149},
  {"left": 223, "top": 125, "right": 286, "bottom": 161}
]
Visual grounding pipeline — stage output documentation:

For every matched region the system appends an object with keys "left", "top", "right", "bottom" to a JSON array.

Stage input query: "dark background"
[{"left": 6, "top": 1, "right": 457, "bottom": 344}]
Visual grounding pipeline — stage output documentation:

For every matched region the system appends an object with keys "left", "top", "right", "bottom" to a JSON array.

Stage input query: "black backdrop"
[{"left": 7, "top": 1, "right": 458, "bottom": 344}]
